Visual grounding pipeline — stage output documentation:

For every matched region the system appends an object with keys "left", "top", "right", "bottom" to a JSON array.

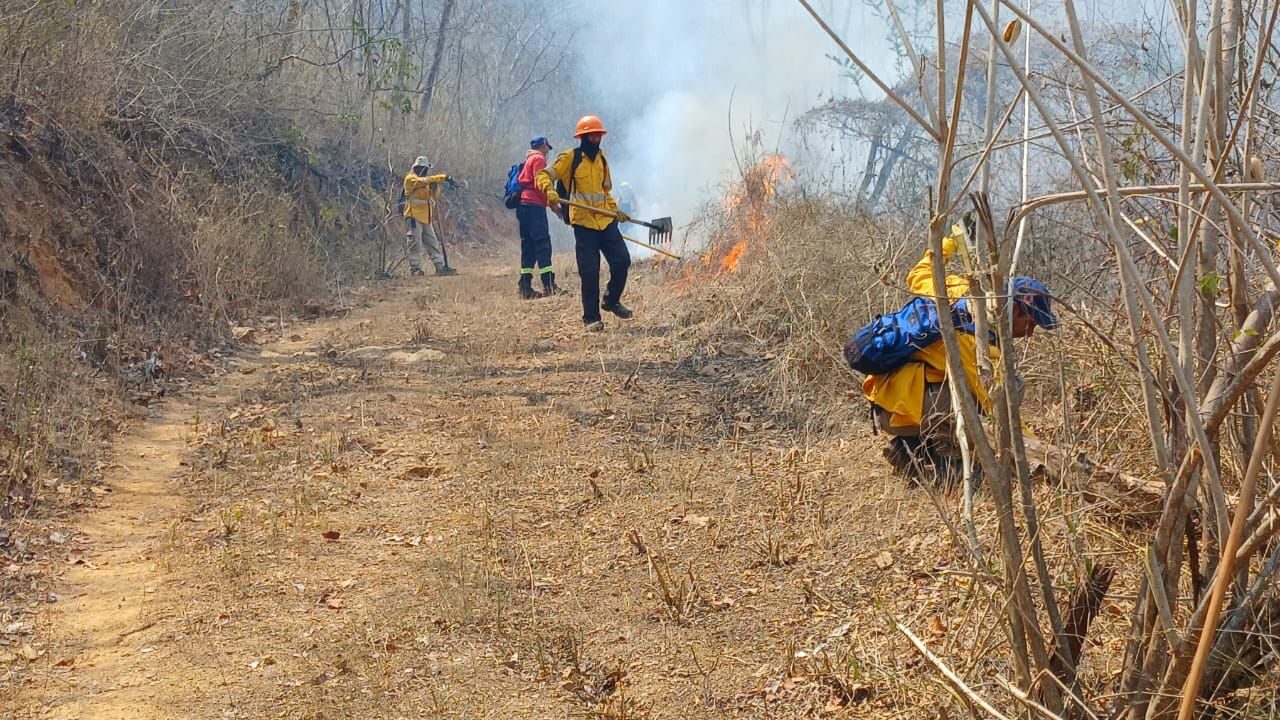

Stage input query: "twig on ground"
[{"left": 897, "top": 619, "right": 1012, "bottom": 720}]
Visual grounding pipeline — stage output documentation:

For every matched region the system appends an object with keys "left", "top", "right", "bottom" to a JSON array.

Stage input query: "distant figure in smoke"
[
  {"left": 616, "top": 181, "right": 636, "bottom": 217},
  {"left": 615, "top": 181, "right": 639, "bottom": 238},
  {"left": 515, "top": 136, "right": 566, "bottom": 299},
  {"left": 402, "top": 155, "right": 458, "bottom": 276},
  {"left": 535, "top": 115, "right": 633, "bottom": 332}
]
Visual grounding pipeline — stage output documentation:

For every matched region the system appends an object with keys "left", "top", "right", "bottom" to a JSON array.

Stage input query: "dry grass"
[
  {"left": 652, "top": 189, "right": 1280, "bottom": 714},
  {"left": 6, "top": 260, "right": 1028, "bottom": 718},
  {"left": 15, "top": 251, "right": 1273, "bottom": 718},
  {"left": 0, "top": 288, "right": 143, "bottom": 517},
  {"left": 663, "top": 198, "right": 923, "bottom": 434},
  {"left": 183, "top": 190, "right": 323, "bottom": 322}
]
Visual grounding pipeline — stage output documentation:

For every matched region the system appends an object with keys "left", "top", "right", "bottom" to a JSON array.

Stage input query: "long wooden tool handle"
[
  {"left": 621, "top": 234, "right": 682, "bottom": 260},
  {"left": 560, "top": 197, "right": 619, "bottom": 218},
  {"left": 560, "top": 198, "right": 662, "bottom": 231}
]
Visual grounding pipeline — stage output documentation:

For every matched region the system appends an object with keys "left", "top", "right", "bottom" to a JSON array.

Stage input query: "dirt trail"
[
  {"left": 12, "top": 258, "right": 947, "bottom": 719},
  {"left": 14, "top": 297, "right": 373, "bottom": 720}
]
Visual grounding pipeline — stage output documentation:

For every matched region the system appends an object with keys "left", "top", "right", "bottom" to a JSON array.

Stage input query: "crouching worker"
[{"left": 848, "top": 228, "right": 1059, "bottom": 482}]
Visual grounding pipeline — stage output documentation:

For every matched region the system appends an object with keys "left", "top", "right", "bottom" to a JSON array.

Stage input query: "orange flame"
[
  {"left": 719, "top": 240, "right": 748, "bottom": 272},
  {"left": 711, "top": 154, "right": 792, "bottom": 274}
]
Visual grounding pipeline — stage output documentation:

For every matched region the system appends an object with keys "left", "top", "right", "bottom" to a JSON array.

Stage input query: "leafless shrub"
[
  {"left": 751, "top": 528, "right": 795, "bottom": 568},
  {"left": 647, "top": 550, "right": 706, "bottom": 624}
]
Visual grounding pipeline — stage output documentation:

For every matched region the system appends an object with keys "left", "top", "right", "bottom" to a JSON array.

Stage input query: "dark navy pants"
[
  {"left": 572, "top": 221, "right": 630, "bottom": 323},
  {"left": 516, "top": 203, "right": 553, "bottom": 277}
]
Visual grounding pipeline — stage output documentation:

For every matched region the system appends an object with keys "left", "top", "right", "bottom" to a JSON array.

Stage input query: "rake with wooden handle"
[
  {"left": 621, "top": 234, "right": 682, "bottom": 260},
  {"left": 557, "top": 198, "right": 674, "bottom": 246}
]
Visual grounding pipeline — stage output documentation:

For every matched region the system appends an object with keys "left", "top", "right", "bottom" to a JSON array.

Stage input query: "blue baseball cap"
[
  {"left": 1010, "top": 277, "right": 1059, "bottom": 330},
  {"left": 530, "top": 136, "right": 552, "bottom": 149}
]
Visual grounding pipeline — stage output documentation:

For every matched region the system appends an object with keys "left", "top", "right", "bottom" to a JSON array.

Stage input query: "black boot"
[
  {"left": 518, "top": 275, "right": 541, "bottom": 300},
  {"left": 883, "top": 436, "right": 927, "bottom": 482},
  {"left": 601, "top": 300, "right": 633, "bottom": 319},
  {"left": 542, "top": 272, "right": 568, "bottom": 296}
]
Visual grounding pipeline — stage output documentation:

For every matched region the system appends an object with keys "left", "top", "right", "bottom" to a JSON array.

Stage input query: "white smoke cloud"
[{"left": 560, "top": 1, "right": 898, "bottom": 248}]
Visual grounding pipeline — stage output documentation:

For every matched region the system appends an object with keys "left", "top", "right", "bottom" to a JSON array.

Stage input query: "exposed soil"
[{"left": 2, "top": 257, "right": 1088, "bottom": 719}]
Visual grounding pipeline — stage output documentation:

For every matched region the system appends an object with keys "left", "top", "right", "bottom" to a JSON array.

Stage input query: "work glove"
[
  {"left": 941, "top": 233, "right": 957, "bottom": 256},
  {"left": 445, "top": 176, "right": 459, "bottom": 188},
  {"left": 942, "top": 225, "right": 963, "bottom": 255},
  {"left": 545, "top": 189, "right": 561, "bottom": 207},
  {"left": 616, "top": 211, "right": 631, "bottom": 224}
]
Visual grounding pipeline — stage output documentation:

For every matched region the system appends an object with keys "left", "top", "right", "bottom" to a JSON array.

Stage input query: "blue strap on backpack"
[
  {"left": 844, "top": 296, "right": 980, "bottom": 376},
  {"left": 503, "top": 162, "right": 524, "bottom": 209}
]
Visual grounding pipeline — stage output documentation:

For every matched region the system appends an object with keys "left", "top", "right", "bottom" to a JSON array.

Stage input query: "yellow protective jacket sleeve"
[
  {"left": 535, "top": 150, "right": 619, "bottom": 231},
  {"left": 403, "top": 172, "right": 448, "bottom": 224},
  {"left": 862, "top": 235, "right": 998, "bottom": 429}
]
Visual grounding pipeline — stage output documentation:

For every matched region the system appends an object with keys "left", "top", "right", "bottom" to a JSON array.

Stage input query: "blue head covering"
[
  {"left": 1009, "top": 277, "right": 1059, "bottom": 330},
  {"left": 949, "top": 277, "right": 1059, "bottom": 335}
]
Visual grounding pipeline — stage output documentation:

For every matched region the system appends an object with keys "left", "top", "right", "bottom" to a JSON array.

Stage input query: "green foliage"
[
  {"left": 282, "top": 124, "right": 308, "bottom": 147},
  {"left": 351, "top": 17, "right": 419, "bottom": 116},
  {"left": 1197, "top": 273, "right": 1221, "bottom": 298}
]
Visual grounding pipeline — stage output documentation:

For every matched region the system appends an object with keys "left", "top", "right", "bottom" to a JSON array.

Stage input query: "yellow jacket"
[
  {"left": 403, "top": 172, "right": 449, "bottom": 224},
  {"left": 862, "top": 235, "right": 998, "bottom": 429},
  {"left": 535, "top": 149, "right": 619, "bottom": 231}
]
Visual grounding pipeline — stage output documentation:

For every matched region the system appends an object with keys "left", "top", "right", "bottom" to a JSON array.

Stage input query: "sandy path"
[{"left": 12, "top": 258, "right": 943, "bottom": 720}]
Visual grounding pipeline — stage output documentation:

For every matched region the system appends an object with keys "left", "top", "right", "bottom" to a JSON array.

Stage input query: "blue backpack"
[
  {"left": 844, "top": 296, "right": 945, "bottom": 375},
  {"left": 845, "top": 296, "right": 980, "bottom": 375},
  {"left": 503, "top": 161, "right": 524, "bottom": 209}
]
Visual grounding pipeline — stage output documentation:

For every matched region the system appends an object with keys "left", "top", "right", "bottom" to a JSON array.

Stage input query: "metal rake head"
[{"left": 647, "top": 217, "right": 673, "bottom": 246}]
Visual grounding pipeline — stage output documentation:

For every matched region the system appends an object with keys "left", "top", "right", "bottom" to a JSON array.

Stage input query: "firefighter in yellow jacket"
[
  {"left": 535, "top": 115, "right": 633, "bottom": 331},
  {"left": 403, "top": 155, "right": 457, "bottom": 276},
  {"left": 863, "top": 228, "right": 1059, "bottom": 480}
]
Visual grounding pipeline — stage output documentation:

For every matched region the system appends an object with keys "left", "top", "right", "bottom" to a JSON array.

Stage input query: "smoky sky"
[{"left": 539, "top": 0, "right": 1178, "bottom": 246}]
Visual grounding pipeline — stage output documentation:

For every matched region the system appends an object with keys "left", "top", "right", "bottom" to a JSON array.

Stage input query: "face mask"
[{"left": 579, "top": 138, "right": 600, "bottom": 159}]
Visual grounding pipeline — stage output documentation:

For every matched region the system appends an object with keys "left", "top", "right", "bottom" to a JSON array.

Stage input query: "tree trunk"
[{"left": 418, "top": 0, "right": 456, "bottom": 118}]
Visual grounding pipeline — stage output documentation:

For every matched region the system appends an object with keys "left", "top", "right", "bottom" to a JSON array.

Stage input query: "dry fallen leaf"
[
  {"left": 684, "top": 514, "right": 711, "bottom": 528},
  {"left": 249, "top": 655, "right": 276, "bottom": 669},
  {"left": 402, "top": 466, "right": 444, "bottom": 480},
  {"left": 930, "top": 614, "right": 948, "bottom": 636},
  {"left": 319, "top": 592, "right": 345, "bottom": 610},
  {"left": 874, "top": 551, "right": 894, "bottom": 570},
  {"left": 321, "top": 530, "right": 341, "bottom": 541}
]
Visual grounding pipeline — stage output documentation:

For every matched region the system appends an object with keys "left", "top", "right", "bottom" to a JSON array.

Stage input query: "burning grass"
[{"left": 664, "top": 196, "right": 921, "bottom": 432}]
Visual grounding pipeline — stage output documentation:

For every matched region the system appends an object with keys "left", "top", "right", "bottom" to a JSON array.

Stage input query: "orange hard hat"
[{"left": 574, "top": 115, "right": 608, "bottom": 138}]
